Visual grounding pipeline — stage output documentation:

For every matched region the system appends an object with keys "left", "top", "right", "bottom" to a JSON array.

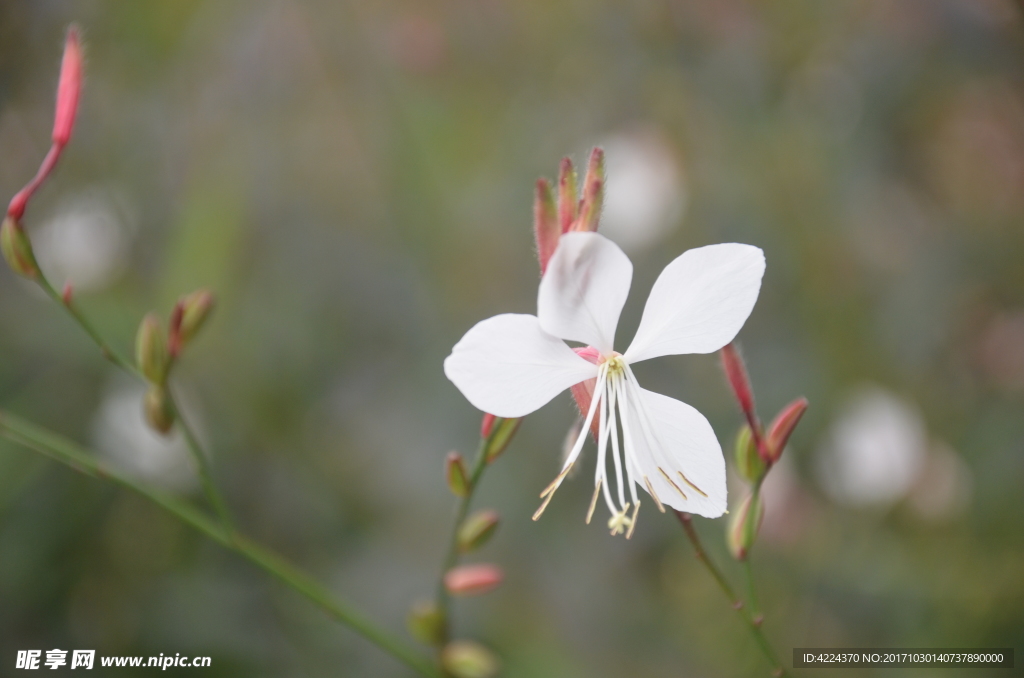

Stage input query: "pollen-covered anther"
[
  {"left": 658, "top": 466, "right": 688, "bottom": 500},
  {"left": 643, "top": 475, "right": 665, "bottom": 513},
  {"left": 678, "top": 471, "right": 708, "bottom": 497}
]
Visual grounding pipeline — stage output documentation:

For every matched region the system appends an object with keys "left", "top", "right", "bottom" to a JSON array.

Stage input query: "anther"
[
  {"left": 643, "top": 475, "right": 665, "bottom": 513},
  {"left": 678, "top": 471, "right": 708, "bottom": 497},
  {"left": 658, "top": 467, "right": 688, "bottom": 500},
  {"left": 540, "top": 463, "right": 573, "bottom": 498},
  {"left": 532, "top": 491, "right": 556, "bottom": 521},
  {"left": 585, "top": 478, "right": 602, "bottom": 525}
]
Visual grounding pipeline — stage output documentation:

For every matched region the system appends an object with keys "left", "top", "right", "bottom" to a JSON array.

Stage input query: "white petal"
[
  {"left": 621, "top": 375, "right": 727, "bottom": 517},
  {"left": 623, "top": 243, "right": 764, "bottom": 363},
  {"left": 538, "top": 232, "right": 632, "bottom": 354},
  {"left": 444, "top": 314, "right": 598, "bottom": 418}
]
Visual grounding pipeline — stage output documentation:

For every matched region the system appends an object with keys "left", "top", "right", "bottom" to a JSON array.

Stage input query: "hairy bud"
[
  {"left": 765, "top": 397, "right": 808, "bottom": 462},
  {"left": 574, "top": 147, "right": 604, "bottom": 232},
  {"left": 557, "top": 157, "right": 578, "bottom": 233},
  {"left": 441, "top": 641, "right": 499, "bottom": 678},
  {"left": 483, "top": 416, "right": 521, "bottom": 463},
  {"left": 53, "top": 26, "right": 83, "bottom": 148},
  {"left": 457, "top": 509, "right": 500, "bottom": 553},
  {"left": 533, "top": 179, "right": 559, "bottom": 273}
]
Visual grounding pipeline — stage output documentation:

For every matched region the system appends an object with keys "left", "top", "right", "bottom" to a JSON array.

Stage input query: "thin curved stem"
[
  {"left": 0, "top": 409, "right": 440, "bottom": 678},
  {"left": 166, "top": 388, "right": 233, "bottom": 533},
  {"left": 675, "top": 511, "right": 787, "bottom": 678}
]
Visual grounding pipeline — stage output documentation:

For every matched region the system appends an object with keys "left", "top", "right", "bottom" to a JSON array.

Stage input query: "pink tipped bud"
[
  {"left": 573, "top": 147, "right": 604, "bottom": 232},
  {"left": 533, "top": 178, "right": 559, "bottom": 273},
  {"left": 446, "top": 451, "right": 470, "bottom": 497},
  {"left": 480, "top": 413, "right": 496, "bottom": 439},
  {"left": 61, "top": 282, "right": 74, "bottom": 306},
  {"left": 444, "top": 564, "right": 503, "bottom": 596},
  {"left": 483, "top": 416, "right": 522, "bottom": 463},
  {"left": 557, "top": 157, "right": 578, "bottom": 233},
  {"left": 1, "top": 216, "right": 41, "bottom": 278},
  {"left": 765, "top": 397, "right": 808, "bottom": 463},
  {"left": 721, "top": 344, "right": 755, "bottom": 419},
  {"left": 441, "top": 641, "right": 499, "bottom": 678},
  {"left": 53, "top": 27, "right": 83, "bottom": 148}
]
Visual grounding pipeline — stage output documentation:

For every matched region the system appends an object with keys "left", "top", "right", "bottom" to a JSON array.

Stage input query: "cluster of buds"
[
  {"left": 2, "top": 27, "right": 82, "bottom": 281},
  {"left": 533, "top": 148, "right": 605, "bottom": 274},
  {"left": 135, "top": 291, "right": 215, "bottom": 434},
  {"left": 720, "top": 344, "right": 808, "bottom": 560}
]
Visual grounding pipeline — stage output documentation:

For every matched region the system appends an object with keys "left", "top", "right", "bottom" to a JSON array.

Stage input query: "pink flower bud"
[
  {"left": 480, "top": 413, "right": 496, "bottom": 439},
  {"left": 720, "top": 343, "right": 755, "bottom": 419},
  {"left": 557, "top": 157, "right": 578, "bottom": 233},
  {"left": 533, "top": 178, "right": 559, "bottom": 273},
  {"left": 765, "top": 397, "right": 808, "bottom": 463},
  {"left": 53, "top": 26, "right": 83, "bottom": 148},
  {"left": 443, "top": 564, "right": 503, "bottom": 596}
]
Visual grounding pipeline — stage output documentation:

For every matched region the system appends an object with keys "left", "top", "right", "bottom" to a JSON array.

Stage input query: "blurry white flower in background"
[
  {"left": 92, "top": 379, "right": 197, "bottom": 491},
  {"left": 33, "top": 186, "right": 134, "bottom": 292},
  {"left": 597, "top": 128, "right": 686, "bottom": 252},
  {"left": 816, "top": 386, "right": 927, "bottom": 507}
]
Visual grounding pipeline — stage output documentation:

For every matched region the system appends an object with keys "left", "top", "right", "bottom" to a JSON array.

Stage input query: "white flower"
[{"left": 444, "top": 232, "right": 765, "bottom": 536}]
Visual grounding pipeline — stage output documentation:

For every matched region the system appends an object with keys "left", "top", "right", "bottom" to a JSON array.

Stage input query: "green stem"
[
  {"left": 435, "top": 437, "right": 489, "bottom": 644},
  {"left": 0, "top": 409, "right": 440, "bottom": 678},
  {"left": 166, "top": 388, "right": 233, "bottom": 533},
  {"left": 36, "top": 276, "right": 139, "bottom": 376},
  {"left": 675, "top": 511, "right": 787, "bottom": 678}
]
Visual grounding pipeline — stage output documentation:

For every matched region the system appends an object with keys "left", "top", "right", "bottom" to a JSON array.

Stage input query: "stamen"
[
  {"left": 532, "top": 490, "right": 556, "bottom": 521},
  {"left": 643, "top": 475, "right": 665, "bottom": 513},
  {"left": 658, "top": 466, "right": 688, "bottom": 500},
  {"left": 540, "top": 463, "right": 573, "bottom": 498},
  {"left": 586, "top": 478, "right": 602, "bottom": 525},
  {"left": 625, "top": 501, "right": 640, "bottom": 539},
  {"left": 678, "top": 471, "right": 708, "bottom": 497},
  {"left": 607, "top": 503, "right": 632, "bottom": 536}
]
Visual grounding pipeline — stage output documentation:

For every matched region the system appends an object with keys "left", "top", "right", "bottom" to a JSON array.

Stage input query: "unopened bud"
[
  {"left": 573, "top": 147, "right": 604, "bottom": 232},
  {"left": 533, "top": 178, "right": 559, "bottom": 273},
  {"left": 765, "top": 397, "right": 808, "bottom": 463},
  {"left": 727, "top": 492, "right": 764, "bottom": 561},
  {"left": 457, "top": 509, "right": 500, "bottom": 553},
  {"left": 480, "top": 412, "right": 496, "bottom": 439},
  {"left": 61, "top": 282, "right": 73, "bottom": 306},
  {"left": 143, "top": 385, "right": 175, "bottom": 435},
  {"left": 734, "top": 424, "right": 766, "bottom": 482},
  {"left": 441, "top": 641, "right": 499, "bottom": 678},
  {"left": 557, "top": 157, "right": 578, "bottom": 233},
  {"left": 1, "top": 217, "right": 40, "bottom": 278},
  {"left": 444, "top": 563, "right": 503, "bottom": 596},
  {"left": 177, "top": 289, "right": 215, "bottom": 346},
  {"left": 406, "top": 600, "right": 445, "bottom": 647},
  {"left": 135, "top": 313, "right": 169, "bottom": 384},
  {"left": 721, "top": 344, "right": 756, "bottom": 421},
  {"left": 53, "top": 26, "right": 83, "bottom": 148},
  {"left": 483, "top": 416, "right": 521, "bottom": 463},
  {"left": 446, "top": 451, "right": 470, "bottom": 497}
]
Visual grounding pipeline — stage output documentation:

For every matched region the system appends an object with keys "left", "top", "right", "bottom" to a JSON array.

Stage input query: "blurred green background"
[{"left": 1, "top": 1, "right": 1022, "bottom": 676}]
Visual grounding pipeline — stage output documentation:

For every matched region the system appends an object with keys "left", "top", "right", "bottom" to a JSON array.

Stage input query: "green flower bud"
[
  {"left": 177, "top": 289, "right": 215, "bottom": 347},
  {"left": 483, "top": 417, "right": 521, "bottom": 463},
  {"left": 143, "top": 385, "right": 175, "bottom": 435},
  {"left": 446, "top": 451, "right": 470, "bottom": 497},
  {"left": 406, "top": 600, "right": 445, "bottom": 647},
  {"left": 441, "top": 641, "right": 499, "bottom": 678},
  {"left": 1, "top": 216, "right": 40, "bottom": 279},
  {"left": 457, "top": 509, "right": 500, "bottom": 553},
  {"left": 727, "top": 491, "right": 764, "bottom": 561},
  {"left": 135, "top": 313, "right": 169, "bottom": 384},
  {"left": 734, "top": 424, "right": 766, "bottom": 482}
]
